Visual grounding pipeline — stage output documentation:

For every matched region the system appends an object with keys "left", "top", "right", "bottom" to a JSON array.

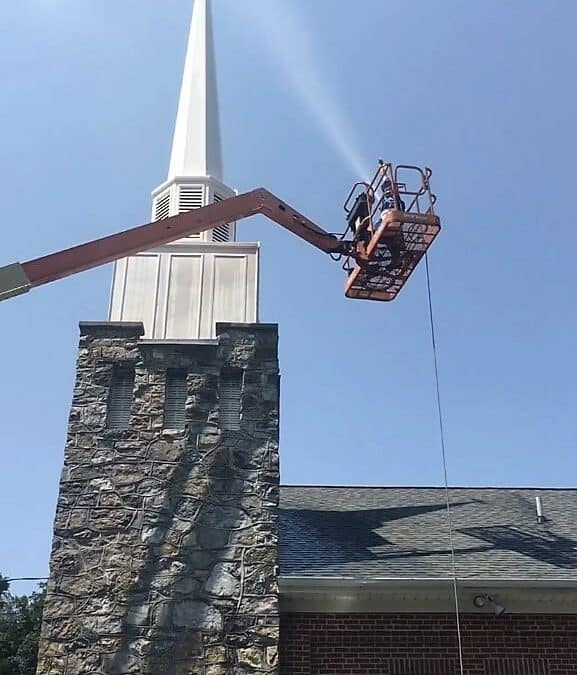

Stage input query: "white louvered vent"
[
  {"left": 107, "top": 368, "right": 135, "bottom": 430},
  {"left": 164, "top": 370, "right": 187, "bottom": 429},
  {"left": 219, "top": 371, "right": 242, "bottom": 430},
  {"left": 154, "top": 192, "right": 171, "bottom": 221},
  {"left": 212, "top": 194, "right": 231, "bottom": 242},
  {"left": 179, "top": 186, "right": 204, "bottom": 239}
]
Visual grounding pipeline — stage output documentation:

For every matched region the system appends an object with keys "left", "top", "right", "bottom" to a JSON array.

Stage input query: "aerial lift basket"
[{"left": 342, "top": 162, "right": 441, "bottom": 301}]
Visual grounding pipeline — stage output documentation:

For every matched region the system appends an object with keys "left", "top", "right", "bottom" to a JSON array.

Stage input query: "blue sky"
[{"left": 1, "top": 0, "right": 576, "bottom": 592}]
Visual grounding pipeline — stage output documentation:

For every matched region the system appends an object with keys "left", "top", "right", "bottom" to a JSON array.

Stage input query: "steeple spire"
[
  {"left": 168, "top": 0, "right": 223, "bottom": 181},
  {"left": 109, "top": 0, "right": 259, "bottom": 340}
]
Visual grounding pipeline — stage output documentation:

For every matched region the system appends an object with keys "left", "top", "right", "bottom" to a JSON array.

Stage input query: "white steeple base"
[
  {"left": 109, "top": 171, "right": 260, "bottom": 339},
  {"left": 108, "top": 240, "right": 259, "bottom": 340}
]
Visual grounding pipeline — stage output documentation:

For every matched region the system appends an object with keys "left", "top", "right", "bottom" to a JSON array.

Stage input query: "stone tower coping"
[
  {"left": 138, "top": 340, "right": 218, "bottom": 364},
  {"left": 78, "top": 322, "right": 277, "bottom": 340},
  {"left": 216, "top": 322, "right": 278, "bottom": 334},
  {"left": 140, "top": 339, "right": 218, "bottom": 346},
  {"left": 79, "top": 321, "right": 145, "bottom": 338}
]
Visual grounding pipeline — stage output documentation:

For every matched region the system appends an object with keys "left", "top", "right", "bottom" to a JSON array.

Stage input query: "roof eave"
[
  {"left": 279, "top": 576, "right": 577, "bottom": 615},
  {"left": 280, "top": 576, "right": 577, "bottom": 590}
]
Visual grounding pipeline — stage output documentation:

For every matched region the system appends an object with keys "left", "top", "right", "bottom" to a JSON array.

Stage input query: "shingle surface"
[{"left": 279, "top": 486, "right": 577, "bottom": 579}]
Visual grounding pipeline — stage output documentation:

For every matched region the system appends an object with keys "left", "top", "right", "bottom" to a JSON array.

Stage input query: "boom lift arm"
[{"left": 0, "top": 161, "right": 441, "bottom": 303}]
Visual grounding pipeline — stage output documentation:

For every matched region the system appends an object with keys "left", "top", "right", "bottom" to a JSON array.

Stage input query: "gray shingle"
[{"left": 279, "top": 486, "right": 577, "bottom": 579}]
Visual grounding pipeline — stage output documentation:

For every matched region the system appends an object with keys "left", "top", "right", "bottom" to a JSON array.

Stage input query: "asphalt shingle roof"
[{"left": 279, "top": 486, "right": 577, "bottom": 580}]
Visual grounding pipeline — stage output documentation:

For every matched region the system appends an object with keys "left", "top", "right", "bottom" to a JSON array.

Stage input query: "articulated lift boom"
[{"left": 0, "top": 161, "right": 440, "bottom": 304}]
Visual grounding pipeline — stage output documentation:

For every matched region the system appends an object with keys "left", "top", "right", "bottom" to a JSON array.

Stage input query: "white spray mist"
[{"left": 223, "top": 0, "right": 371, "bottom": 181}]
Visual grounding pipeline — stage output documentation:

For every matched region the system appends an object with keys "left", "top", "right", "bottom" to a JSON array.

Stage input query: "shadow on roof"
[
  {"left": 279, "top": 502, "right": 469, "bottom": 572},
  {"left": 459, "top": 525, "right": 577, "bottom": 570}
]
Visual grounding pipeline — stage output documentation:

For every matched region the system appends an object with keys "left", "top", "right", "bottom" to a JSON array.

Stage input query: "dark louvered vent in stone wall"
[
  {"left": 164, "top": 370, "right": 187, "bottom": 429},
  {"left": 219, "top": 371, "right": 242, "bottom": 430},
  {"left": 107, "top": 368, "right": 135, "bottom": 429}
]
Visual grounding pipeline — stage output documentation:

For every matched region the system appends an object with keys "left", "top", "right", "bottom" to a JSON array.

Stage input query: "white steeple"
[
  {"left": 168, "top": 0, "right": 223, "bottom": 181},
  {"left": 108, "top": 0, "right": 259, "bottom": 340}
]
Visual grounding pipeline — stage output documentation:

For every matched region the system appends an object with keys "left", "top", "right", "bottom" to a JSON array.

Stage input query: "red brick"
[{"left": 280, "top": 613, "right": 577, "bottom": 675}]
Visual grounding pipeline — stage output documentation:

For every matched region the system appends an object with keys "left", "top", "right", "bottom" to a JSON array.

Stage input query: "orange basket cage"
[{"left": 343, "top": 162, "right": 441, "bottom": 301}]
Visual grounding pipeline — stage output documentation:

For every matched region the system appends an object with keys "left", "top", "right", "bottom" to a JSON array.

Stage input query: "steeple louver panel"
[
  {"left": 212, "top": 226, "right": 230, "bottom": 242},
  {"left": 212, "top": 193, "right": 231, "bottom": 242},
  {"left": 178, "top": 185, "right": 204, "bottom": 239},
  {"left": 179, "top": 185, "right": 204, "bottom": 212},
  {"left": 154, "top": 192, "right": 170, "bottom": 221}
]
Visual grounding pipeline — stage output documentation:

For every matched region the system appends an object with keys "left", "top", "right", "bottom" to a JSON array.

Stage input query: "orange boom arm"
[{"left": 0, "top": 162, "right": 441, "bottom": 304}]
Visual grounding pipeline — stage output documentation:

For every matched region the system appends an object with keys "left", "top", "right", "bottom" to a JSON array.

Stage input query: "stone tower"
[{"left": 37, "top": 3, "right": 279, "bottom": 674}]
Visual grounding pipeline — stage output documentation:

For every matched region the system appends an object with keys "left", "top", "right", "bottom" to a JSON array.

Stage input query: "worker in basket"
[
  {"left": 347, "top": 189, "right": 375, "bottom": 242},
  {"left": 380, "top": 179, "right": 406, "bottom": 272},
  {"left": 381, "top": 178, "right": 405, "bottom": 212}
]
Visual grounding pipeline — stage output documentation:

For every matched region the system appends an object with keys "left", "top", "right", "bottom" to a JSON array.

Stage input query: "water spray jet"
[{"left": 225, "top": 0, "right": 370, "bottom": 180}]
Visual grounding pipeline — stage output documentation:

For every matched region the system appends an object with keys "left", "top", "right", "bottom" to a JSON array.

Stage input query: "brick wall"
[{"left": 280, "top": 613, "right": 577, "bottom": 675}]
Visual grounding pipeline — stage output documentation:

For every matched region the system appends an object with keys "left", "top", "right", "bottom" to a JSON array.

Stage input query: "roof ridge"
[{"left": 280, "top": 484, "right": 577, "bottom": 491}]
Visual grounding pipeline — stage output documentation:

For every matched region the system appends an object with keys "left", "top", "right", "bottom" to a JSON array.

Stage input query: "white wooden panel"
[
  {"left": 120, "top": 254, "right": 160, "bottom": 335},
  {"left": 246, "top": 249, "right": 259, "bottom": 323},
  {"left": 108, "top": 259, "right": 127, "bottom": 321},
  {"left": 109, "top": 243, "right": 259, "bottom": 340},
  {"left": 199, "top": 253, "right": 216, "bottom": 338},
  {"left": 152, "top": 253, "right": 170, "bottom": 338},
  {"left": 164, "top": 254, "right": 204, "bottom": 339},
  {"left": 212, "top": 256, "right": 248, "bottom": 326}
]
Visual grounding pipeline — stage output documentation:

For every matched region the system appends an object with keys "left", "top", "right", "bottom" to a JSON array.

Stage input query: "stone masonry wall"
[{"left": 37, "top": 322, "right": 280, "bottom": 675}]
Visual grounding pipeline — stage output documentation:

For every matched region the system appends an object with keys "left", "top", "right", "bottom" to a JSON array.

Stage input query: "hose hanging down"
[{"left": 425, "top": 253, "right": 465, "bottom": 675}]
